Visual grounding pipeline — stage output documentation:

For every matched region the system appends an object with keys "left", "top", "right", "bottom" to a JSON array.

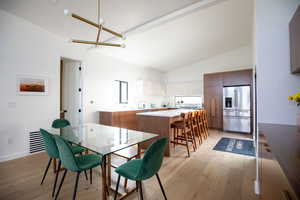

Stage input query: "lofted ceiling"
[
  {"left": 0, "top": 0, "right": 199, "bottom": 41},
  {"left": 0, "top": 0, "right": 254, "bottom": 72},
  {"left": 97, "top": 0, "right": 254, "bottom": 71}
]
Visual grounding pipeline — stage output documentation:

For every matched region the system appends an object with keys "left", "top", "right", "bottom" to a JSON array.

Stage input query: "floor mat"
[{"left": 213, "top": 137, "right": 255, "bottom": 157}]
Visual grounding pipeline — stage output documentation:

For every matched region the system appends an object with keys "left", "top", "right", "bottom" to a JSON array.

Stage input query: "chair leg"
[
  {"left": 55, "top": 169, "right": 67, "bottom": 200},
  {"left": 41, "top": 158, "right": 52, "bottom": 185},
  {"left": 52, "top": 160, "right": 61, "bottom": 197},
  {"left": 156, "top": 173, "right": 167, "bottom": 200},
  {"left": 114, "top": 175, "right": 121, "bottom": 200},
  {"left": 173, "top": 128, "right": 176, "bottom": 148},
  {"left": 197, "top": 126, "right": 202, "bottom": 145},
  {"left": 124, "top": 158, "right": 129, "bottom": 192},
  {"left": 84, "top": 170, "right": 88, "bottom": 181},
  {"left": 192, "top": 132, "right": 197, "bottom": 151},
  {"left": 138, "top": 181, "right": 144, "bottom": 200},
  {"left": 73, "top": 171, "right": 81, "bottom": 200},
  {"left": 192, "top": 129, "right": 197, "bottom": 150},
  {"left": 124, "top": 177, "right": 128, "bottom": 192},
  {"left": 90, "top": 169, "right": 92, "bottom": 184},
  {"left": 184, "top": 130, "right": 190, "bottom": 157}
]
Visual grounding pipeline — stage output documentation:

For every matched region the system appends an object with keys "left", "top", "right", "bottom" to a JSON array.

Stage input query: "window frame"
[
  {"left": 115, "top": 80, "right": 128, "bottom": 104},
  {"left": 174, "top": 96, "right": 202, "bottom": 107}
]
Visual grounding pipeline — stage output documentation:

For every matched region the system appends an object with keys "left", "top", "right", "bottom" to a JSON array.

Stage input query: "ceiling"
[
  {"left": 0, "top": 0, "right": 254, "bottom": 72},
  {"left": 0, "top": 0, "right": 199, "bottom": 41},
  {"left": 97, "top": 0, "right": 254, "bottom": 71}
]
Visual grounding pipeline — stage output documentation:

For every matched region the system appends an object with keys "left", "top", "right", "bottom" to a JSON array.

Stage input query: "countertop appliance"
[{"left": 223, "top": 86, "right": 251, "bottom": 133}]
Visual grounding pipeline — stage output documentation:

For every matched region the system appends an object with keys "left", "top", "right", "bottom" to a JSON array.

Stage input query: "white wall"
[
  {"left": 256, "top": 0, "right": 300, "bottom": 125},
  {"left": 0, "top": 9, "right": 85, "bottom": 161},
  {"left": 82, "top": 49, "right": 166, "bottom": 123},
  {"left": 0, "top": 9, "right": 167, "bottom": 161},
  {"left": 165, "top": 45, "right": 254, "bottom": 105}
]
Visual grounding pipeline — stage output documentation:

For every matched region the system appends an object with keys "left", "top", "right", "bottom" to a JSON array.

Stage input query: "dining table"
[{"left": 50, "top": 123, "right": 158, "bottom": 200}]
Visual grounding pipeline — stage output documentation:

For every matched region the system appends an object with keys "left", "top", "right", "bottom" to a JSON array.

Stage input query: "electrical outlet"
[{"left": 8, "top": 102, "right": 16, "bottom": 108}]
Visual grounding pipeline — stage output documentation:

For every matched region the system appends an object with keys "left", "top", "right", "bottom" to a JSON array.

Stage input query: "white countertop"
[
  {"left": 99, "top": 107, "right": 174, "bottom": 112},
  {"left": 136, "top": 109, "right": 195, "bottom": 117}
]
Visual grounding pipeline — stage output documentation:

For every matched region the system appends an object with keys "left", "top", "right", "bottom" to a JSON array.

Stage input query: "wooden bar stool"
[
  {"left": 203, "top": 110, "right": 209, "bottom": 136},
  {"left": 197, "top": 110, "right": 207, "bottom": 139},
  {"left": 192, "top": 111, "right": 203, "bottom": 145},
  {"left": 171, "top": 112, "right": 197, "bottom": 157},
  {"left": 202, "top": 110, "right": 209, "bottom": 137}
]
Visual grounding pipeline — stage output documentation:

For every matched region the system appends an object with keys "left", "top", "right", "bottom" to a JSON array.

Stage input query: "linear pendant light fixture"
[{"left": 64, "top": 0, "right": 126, "bottom": 48}]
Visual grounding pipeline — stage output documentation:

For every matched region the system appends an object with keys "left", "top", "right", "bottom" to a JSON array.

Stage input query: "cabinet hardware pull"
[{"left": 211, "top": 98, "right": 216, "bottom": 117}]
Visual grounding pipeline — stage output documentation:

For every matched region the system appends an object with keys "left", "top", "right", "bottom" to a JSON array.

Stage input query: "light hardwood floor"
[{"left": 0, "top": 130, "right": 259, "bottom": 200}]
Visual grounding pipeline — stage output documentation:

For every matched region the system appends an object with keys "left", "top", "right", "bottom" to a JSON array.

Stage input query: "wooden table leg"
[
  {"left": 137, "top": 144, "right": 141, "bottom": 159},
  {"left": 101, "top": 155, "right": 107, "bottom": 200},
  {"left": 107, "top": 155, "right": 111, "bottom": 188}
]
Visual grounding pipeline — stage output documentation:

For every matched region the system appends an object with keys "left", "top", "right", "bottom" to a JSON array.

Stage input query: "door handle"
[
  {"left": 211, "top": 98, "right": 216, "bottom": 117},
  {"left": 234, "top": 89, "right": 238, "bottom": 108}
]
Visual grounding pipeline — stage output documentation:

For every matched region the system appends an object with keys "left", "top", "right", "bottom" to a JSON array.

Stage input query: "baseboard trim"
[{"left": 0, "top": 152, "right": 29, "bottom": 163}]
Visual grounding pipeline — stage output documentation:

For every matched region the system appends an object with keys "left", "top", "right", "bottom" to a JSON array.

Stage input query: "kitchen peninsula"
[
  {"left": 136, "top": 109, "right": 194, "bottom": 156},
  {"left": 99, "top": 108, "right": 175, "bottom": 130},
  {"left": 99, "top": 108, "right": 195, "bottom": 156}
]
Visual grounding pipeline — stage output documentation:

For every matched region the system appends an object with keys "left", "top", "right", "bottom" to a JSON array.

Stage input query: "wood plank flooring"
[{"left": 0, "top": 130, "right": 259, "bottom": 200}]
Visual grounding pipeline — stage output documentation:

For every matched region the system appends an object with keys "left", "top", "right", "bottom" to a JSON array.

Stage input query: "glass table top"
[{"left": 49, "top": 123, "right": 158, "bottom": 156}]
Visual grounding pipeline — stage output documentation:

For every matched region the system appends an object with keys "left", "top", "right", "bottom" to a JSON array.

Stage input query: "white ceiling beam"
[{"left": 105, "top": 0, "right": 226, "bottom": 42}]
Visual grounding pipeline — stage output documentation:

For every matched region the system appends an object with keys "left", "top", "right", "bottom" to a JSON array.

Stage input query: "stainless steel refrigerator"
[{"left": 223, "top": 86, "right": 251, "bottom": 133}]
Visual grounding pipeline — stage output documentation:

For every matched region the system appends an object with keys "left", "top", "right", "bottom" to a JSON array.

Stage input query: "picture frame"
[{"left": 17, "top": 74, "right": 48, "bottom": 95}]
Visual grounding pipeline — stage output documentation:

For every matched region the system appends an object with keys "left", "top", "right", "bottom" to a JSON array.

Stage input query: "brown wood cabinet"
[
  {"left": 259, "top": 123, "right": 300, "bottom": 200},
  {"left": 290, "top": 5, "right": 300, "bottom": 73},
  {"left": 223, "top": 70, "right": 252, "bottom": 86},
  {"left": 99, "top": 108, "right": 174, "bottom": 130},
  {"left": 204, "top": 73, "right": 223, "bottom": 129},
  {"left": 204, "top": 69, "right": 253, "bottom": 130}
]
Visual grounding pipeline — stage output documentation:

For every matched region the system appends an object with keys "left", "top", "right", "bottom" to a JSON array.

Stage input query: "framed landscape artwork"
[{"left": 17, "top": 75, "right": 48, "bottom": 95}]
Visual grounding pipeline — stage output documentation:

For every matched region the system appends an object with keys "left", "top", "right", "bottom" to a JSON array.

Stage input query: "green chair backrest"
[
  {"left": 40, "top": 129, "right": 60, "bottom": 158},
  {"left": 54, "top": 135, "right": 80, "bottom": 172},
  {"left": 137, "top": 137, "right": 168, "bottom": 180},
  {"left": 52, "top": 119, "right": 71, "bottom": 129}
]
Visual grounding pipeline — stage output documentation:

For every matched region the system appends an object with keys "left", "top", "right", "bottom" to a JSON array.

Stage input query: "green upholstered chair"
[
  {"left": 51, "top": 118, "right": 71, "bottom": 129},
  {"left": 54, "top": 135, "right": 102, "bottom": 200},
  {"left": 114, "top": 137, "right": 168, "bottom": 200},
  {"left": 39, "top": 129, "right": 86, "bottom": 197}
]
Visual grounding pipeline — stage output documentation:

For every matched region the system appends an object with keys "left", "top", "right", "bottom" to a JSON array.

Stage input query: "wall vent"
[{"left": 29, "top": 131, "right": 45, "bottom": 154}]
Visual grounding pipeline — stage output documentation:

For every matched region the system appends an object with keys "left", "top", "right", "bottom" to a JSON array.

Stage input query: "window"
[
  {"left": 174, "top": 96, "right": 202, "bottom": 108},
  {"left": 114, "top": 80, "right": 128, "bottom": 104}
]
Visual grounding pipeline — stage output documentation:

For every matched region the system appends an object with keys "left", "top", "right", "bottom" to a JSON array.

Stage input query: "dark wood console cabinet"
[{"left": 290, "top": 5, "right": 300, "bottom": 73}]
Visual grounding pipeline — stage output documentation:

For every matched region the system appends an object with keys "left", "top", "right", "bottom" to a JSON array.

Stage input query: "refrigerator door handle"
[{"left": 234, "top": 89, "right": 238, "bottom": 108}]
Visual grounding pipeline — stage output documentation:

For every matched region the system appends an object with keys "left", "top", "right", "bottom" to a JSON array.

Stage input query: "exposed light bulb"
[
  {"left": 99, "top": 18, "right": 104, "bottom": 25},
  {"left": 122, "top": 35, "right": 127, "bottom": 40},
  {"left": 121, "top": 44, "right": 126, "bottom": 48},
  {"left": 64, "top": 9, "right": 70, "bottom": 16},
  {"left": 67, "top": 39, "right": 73, "bottom": 43}
]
